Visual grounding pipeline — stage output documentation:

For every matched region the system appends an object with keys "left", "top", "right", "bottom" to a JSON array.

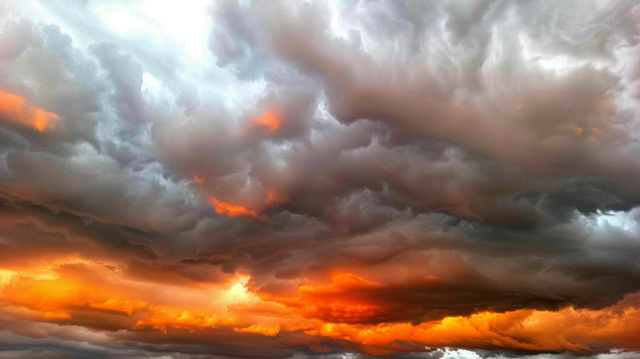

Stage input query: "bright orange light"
[
  {"left": 575, "top": 127, "right": 583, "bottom": 135},
  {"left": 234, "top": 324, "right": 281, "bottom": 336},
  {"left": 298, "top": 273, "right": 381, "bottom": 294},
  {"left": 2, "top": 263, "right": 640, "bottom": 354},
  {"left": 134, "top": 309, "right": 219, "bottom": 333},
  {"left": 298, "top": 304, "right": 640, "bottom": 352},
  {"left": 254, "top": 107, "right": 284, "bottom": 132},
  {"left": 0, "top": 264, "right": 150, "bottom": 321},
  {"left": 0, "top": 90, "right": 25, "bottom": 113},
  {"left": 0, "top": 90, "right": 60, "bottom": 132},
  {"left": 259, "top": 273, "right": 390, "bottom": 324},
  {"left": 193, "top": 174, "right": 205, "bottom": 185},
  {"left": 0, "top": 262, "right": 255, "bottom": 333},
  {"left": 209, "top": 197, "right": 261, "bottom": 219}
]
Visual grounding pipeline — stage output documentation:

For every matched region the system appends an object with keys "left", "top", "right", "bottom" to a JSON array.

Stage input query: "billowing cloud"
[{"left": 1, "top": 0, "right": 640, "bottom": 358}]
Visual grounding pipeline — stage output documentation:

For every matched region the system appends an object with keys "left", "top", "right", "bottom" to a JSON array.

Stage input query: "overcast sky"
[{"left": 1, "top": 1, "right": 640, "bottom": 358}]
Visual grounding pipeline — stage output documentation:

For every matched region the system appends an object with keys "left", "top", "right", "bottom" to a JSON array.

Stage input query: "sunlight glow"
[
  {"left": 0, "top": 90, "right": 60, "bottom": 132},
  {"left": 209, "top": 197, "right": 261, "bottom": 219},
  {"left": 254, "top": 107, "right": 284, "bottom": 132}
]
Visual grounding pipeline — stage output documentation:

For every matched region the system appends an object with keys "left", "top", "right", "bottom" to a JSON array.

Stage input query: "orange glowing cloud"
[
  {"left": 2, "top": 263, "right": 640, "bottom": 355},
  {"left": 133, "top": 309, "right": 219, "bottom": 333},
  {"left": 0, "top": 90, "right": 60, "bottom": 132},
  {"left": 0, "top": 262, "right": 255, "bottom": 333},
  {"left": 204, "top": 189, "right": 284, "bottom": 221},
  {"left": 209, "top": 197, "right": 261, "bottom": 219},
  {"left": 258, "top": 273, "right": 392, "bottom": 324},
  {"left": 300, "top": 300, "right": 640, "bottom": 353},
  {"left": 251, "top": 273, "right": 640, "bottom": 353},
  {"left": 0, "top": 265, "right": 150, "bottom": 322},
  {"left": 234, "top": 324, "right": 281, "bottom": 336},
  {"left": 193, "top": 174, "right": 205, "bottom": 185},
  {"left": 254, "top": 107, "right": 284, "bottom": 132},
  {"left": 297, "top": 273, "right": 382, "bottom": 296}
]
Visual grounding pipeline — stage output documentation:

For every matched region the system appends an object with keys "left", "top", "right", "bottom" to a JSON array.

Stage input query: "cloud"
[{"left": 0, "top": 0, "right": 640, "bottom": 358}]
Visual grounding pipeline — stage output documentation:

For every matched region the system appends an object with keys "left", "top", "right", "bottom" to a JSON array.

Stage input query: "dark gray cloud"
[{"left": 1, "top": 0, "right": 640, "bottom": 358}]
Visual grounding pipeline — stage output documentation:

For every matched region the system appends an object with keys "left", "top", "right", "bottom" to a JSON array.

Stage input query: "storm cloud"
[{"left": 1, "top": 1, "right": 640, "bottom": 358}]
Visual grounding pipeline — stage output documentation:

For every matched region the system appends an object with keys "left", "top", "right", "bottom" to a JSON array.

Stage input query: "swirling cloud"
[{"left": 1, "top": 1, "right": 640, "bottom": 358}]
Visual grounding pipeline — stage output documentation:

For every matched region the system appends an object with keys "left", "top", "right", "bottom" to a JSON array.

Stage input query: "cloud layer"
[{"left": 1, "top": 0, "right": 640, "bottom": 358}]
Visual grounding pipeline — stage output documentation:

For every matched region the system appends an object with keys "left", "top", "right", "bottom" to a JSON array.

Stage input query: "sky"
[{"left": 0, "top": 0, "right": 639, "bottom": 358}]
